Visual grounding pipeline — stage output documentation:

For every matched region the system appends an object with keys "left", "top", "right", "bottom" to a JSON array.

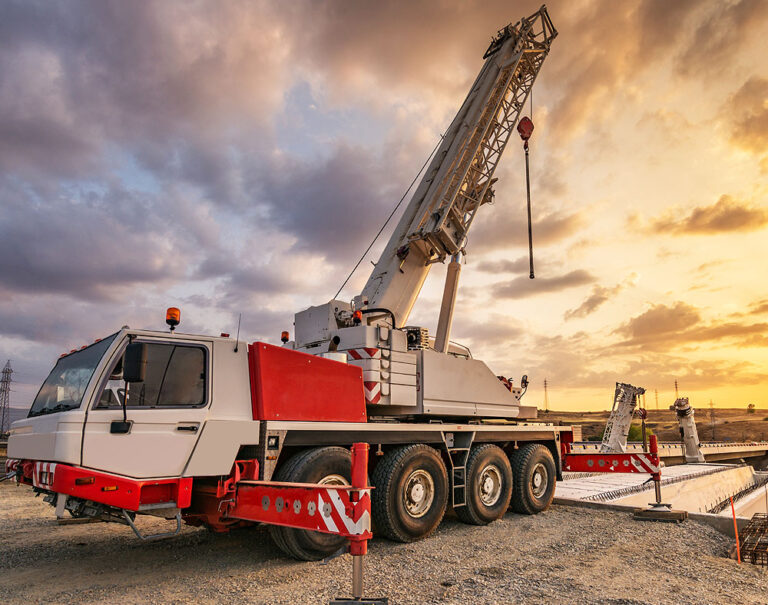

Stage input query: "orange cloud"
[{"left": 649, "top": 195, "right": 768, "bottom": 234}]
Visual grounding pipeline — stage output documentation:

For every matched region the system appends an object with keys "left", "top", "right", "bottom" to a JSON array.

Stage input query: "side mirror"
[
  {"left": 123, "top": 343, "right": 147, "bottom": 383},
  {"left": 521, "top": 374, "right": 529, "bottom": 389}
]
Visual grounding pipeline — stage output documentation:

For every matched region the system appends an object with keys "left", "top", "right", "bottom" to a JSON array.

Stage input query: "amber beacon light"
[{"left": 166, "top": 307, "right": 181, "bottom": 331}]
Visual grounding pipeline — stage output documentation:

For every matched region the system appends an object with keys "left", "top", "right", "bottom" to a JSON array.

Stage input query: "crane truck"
[{"left": 6, "top": 7, "right": 569, "bottom": 562}]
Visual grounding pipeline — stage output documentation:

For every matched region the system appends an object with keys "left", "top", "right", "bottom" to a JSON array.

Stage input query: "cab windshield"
[{"left": 28, "top": 334, "right": 117, "bottom": 417}]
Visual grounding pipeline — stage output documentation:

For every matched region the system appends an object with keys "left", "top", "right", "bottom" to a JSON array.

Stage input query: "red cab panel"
[{"left": 247, "top": 342, "right": 366, "bottom": 422}]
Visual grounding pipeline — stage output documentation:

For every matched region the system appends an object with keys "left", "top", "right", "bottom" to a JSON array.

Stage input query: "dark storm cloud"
[
  {"left": 648, "top": 195, "right": 768, "bottom": 234},
  {"left": 491, "top": 270, "right": 595, "bottom": 299},
  {"left": 0, "top": 181, "right": 210, "bottom": 301},
  {"left": 256, "top": 144, "right": 402, "bottom": 259}
]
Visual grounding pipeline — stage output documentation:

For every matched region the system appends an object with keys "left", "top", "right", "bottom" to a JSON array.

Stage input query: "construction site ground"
[{"left": 2, "top": 482, "right": 767, "bottom": 604}]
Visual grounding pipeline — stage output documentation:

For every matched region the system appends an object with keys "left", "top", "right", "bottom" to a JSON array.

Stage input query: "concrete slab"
[{"left": 556, "top": 463, "right": 732, "bottom": 502}]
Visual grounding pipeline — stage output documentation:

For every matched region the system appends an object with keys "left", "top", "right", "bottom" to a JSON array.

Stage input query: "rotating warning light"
[
  {"left": 166, "top": 307, "right": 181, "bottom": 331},
  {"left": 281, "top": 331, "right": 290, "bottom": 343},
  {"left": 352, "top": 310, "right": 362, "bottom": 325}
]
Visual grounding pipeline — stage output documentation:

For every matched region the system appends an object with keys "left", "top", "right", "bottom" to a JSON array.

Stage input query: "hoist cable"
[
  {"left": 333, "top": 134, "right": 444, "bottom": 300},
  {"left": 524, "top": 143, "right": 534, "bottom": 279}
]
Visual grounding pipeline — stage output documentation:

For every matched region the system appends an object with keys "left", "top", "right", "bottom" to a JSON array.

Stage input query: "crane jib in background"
[{"left": 517, "top": 116, "right": 535, "bottom": 279}]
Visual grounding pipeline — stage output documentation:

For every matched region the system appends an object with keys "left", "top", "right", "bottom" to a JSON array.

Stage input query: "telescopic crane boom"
[{"left": 360, "top": 6, "right": 557, "bottom": 336}]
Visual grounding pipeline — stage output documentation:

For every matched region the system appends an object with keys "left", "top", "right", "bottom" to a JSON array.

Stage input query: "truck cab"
[{"left": 9, "top": 328, "right": 258, "bottom": 481}]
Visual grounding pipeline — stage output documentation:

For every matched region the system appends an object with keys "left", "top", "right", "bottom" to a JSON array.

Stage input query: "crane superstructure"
[{"left": 293, "top": 6, "right": 557, "bottom": 418}]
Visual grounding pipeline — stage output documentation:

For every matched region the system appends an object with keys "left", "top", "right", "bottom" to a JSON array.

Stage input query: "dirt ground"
[
  {"left": 542, "top": 408, "right": 768, "bottom": 443},
  {"left": 1, "top": 482, "right": 767, "bottom": 604}
]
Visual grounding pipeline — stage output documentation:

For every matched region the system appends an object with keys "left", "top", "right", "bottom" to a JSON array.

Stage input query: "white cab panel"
[
  {"left": 183, "top": 420, "right": 261, "bottom": 477},
  {"left": 7, "top": 411, "right": 85, "bottom": 464}
]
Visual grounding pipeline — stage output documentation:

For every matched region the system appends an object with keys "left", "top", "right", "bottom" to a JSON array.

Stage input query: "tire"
[
  {"left": 371, "top": 444, "right": 448, "bottom": 542},
  {"left": 455, "top": 444, "right": 513, "bottom": 525},
  {"left": 509, "top": 443, "right": 556, "bottom": 515},
  {"left": 268, "top": 447, "right": 351, "bottom": 561}
]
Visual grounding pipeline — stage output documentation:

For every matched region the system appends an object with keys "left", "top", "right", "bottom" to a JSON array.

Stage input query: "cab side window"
[{"left": 98, "top": 343, "right": 206, "bottom": 408}]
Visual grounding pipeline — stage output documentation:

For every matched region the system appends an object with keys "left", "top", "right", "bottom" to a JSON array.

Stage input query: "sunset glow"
[{"left": 2, "top": 1, "right": 767, "bottom": 412}]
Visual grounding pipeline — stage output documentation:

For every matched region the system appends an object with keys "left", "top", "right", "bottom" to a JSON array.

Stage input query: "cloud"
[
  {"left": 677, "top": 1, "right": 768, "bottom": 78},
  {"left": 614, "top": 302, "right": 701, "bottom": 344},
  {"left": 564, "top": 275, "right": 637, "bottom": 321},
  {"left": 470, "top": 209, "right": 584, "bottom": 254},
  {"left": 491, "top": 269, "right": 595, "bottom": 299},
  {"left": 0, "top": 180, "right": 217, "bottom": 301},
  {"left": 475, "top": 257, "right": 531, "bottom": 274},
  {"left": 564, "top": 284, "right": 622, "bottom": 321},
  {"left": 615, "top": 302, "right": 768, "bottom": 351},
  {"left": 646, "top": 195, "right": 768, "bottom": 235},
  {"left": 726, "top": 76, "right": 768, "bottom": 158},
  {"left": 749, "top": 300, "right": 768, "bottom": 315},
  {"left": 451, "top": 316, "right": 525, "bottom": 348}
]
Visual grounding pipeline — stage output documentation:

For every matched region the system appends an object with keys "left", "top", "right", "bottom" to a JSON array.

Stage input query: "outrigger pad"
[
  {"left": 330, "top": 599, "right": 389, "bottom": 604},
  {"left": 634, "top": 508, "right": 688, "bottom": 523}
]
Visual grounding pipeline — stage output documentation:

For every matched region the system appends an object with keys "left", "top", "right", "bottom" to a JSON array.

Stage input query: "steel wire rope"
[{"left": 333, "top": 134, "right": 444, "bottom": 301}]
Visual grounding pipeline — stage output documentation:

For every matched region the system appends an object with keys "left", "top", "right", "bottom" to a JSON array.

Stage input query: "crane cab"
[{"left": 8, "top": 328, "right": 257, "bottom": 480}]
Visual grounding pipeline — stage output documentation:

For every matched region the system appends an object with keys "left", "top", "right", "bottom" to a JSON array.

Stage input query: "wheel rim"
[
  {"left": 318, "top": 474, "right": 348, "bottom": 486},
  {"left": 403, "top": 469, "right": 435, "bottom": 518},
  {"left": 478, "top": 464, "right": 503, "bottom": 506},
  {"left": 531, "top": 462, "right": 548, "bottom": 498}
]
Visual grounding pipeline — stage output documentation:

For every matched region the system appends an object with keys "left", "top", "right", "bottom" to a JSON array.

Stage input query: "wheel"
[
  {"left": 509, "top": 443, "right": 556, "bottom": 515},
  {"left": 455, "top": 444, "right": 513, "bottom": 525},
  {"left": 268, "top": 447, "right": 351, "bottom": 561},
  {"left": 371, "top": 444, "right": 448, "bottom": 542}
]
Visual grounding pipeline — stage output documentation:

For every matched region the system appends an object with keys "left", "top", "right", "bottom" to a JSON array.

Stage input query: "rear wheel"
[
  {"left": 371, "top": 444, "right": 448, "bottom": 542},
  {"left": 268, "top": 447, "right": 351, "bottom": 560},
  {"left": 509, "top": 443, "right": 556, "bottom": 515},
  {"left": 455, "top": 444, "right": 513, "bottom": 525}
]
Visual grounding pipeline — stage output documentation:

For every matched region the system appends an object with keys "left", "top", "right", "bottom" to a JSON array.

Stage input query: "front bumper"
[{"left": 6, "top": 458, "right": 192, "bottom": 512}]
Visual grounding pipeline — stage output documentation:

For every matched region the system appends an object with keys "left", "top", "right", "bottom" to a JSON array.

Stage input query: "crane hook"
[{"left": 517, "top": 116, "right": 535, "bottom": 279}]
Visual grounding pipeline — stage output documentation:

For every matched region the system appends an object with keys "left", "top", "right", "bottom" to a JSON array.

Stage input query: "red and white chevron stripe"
[
  {"left": 346, "top": 347, "right": 380, "bottom": 360},
  {"left": 318, "top": 488, "right": 371, "bottom": 536},
  {"left": 32, "top": 461, "right": 57, "bottom": 488},
  {"left": 363, "top": 381, "right": 381, "bottom": 405}
]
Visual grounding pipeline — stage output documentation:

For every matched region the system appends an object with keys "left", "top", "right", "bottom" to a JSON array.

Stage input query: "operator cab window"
[{"left": 97, "top": 343, "right": 206, "bottom": 408}]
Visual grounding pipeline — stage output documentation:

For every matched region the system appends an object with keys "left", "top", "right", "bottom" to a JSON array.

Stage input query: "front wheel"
[
  {"left": 509, "top": 443, "right": 556, "bottom": 515},
  {"left": 268, "top": 447, "right": 351, "bottom": 561}
]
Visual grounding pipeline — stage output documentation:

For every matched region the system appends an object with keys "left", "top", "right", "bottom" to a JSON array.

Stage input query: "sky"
[{"left": 1, "top": 0, "right": 768, "bottom": 413}]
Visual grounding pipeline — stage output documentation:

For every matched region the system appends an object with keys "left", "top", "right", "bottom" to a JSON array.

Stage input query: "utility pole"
[
  {"left": 709, "top": 399, "right": 716, "bottom": 441},
  {"left": 543, "top": 378, "right": 549, "bottom": 413},
  {"left": 0, "top": 360, "right": 12, "bottom": 437}
]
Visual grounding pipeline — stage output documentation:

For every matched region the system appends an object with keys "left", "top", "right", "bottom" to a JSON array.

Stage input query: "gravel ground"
[{"left": 1, "top": 481, "right": 766, "bottom": 604}]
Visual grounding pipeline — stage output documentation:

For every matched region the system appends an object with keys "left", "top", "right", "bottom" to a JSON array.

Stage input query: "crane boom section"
[{"left": 361, "top": 6, "right": 557, "bottom": 328}]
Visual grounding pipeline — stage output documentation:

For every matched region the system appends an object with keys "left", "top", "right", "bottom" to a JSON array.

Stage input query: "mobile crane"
[{"left": 6, "top": 8, "right": 578, "bottom": 565}]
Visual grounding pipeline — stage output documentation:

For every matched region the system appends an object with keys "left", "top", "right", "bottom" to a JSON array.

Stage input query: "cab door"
[{"left": 81, "top": 336, "right": 212, "bottom": 479}]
